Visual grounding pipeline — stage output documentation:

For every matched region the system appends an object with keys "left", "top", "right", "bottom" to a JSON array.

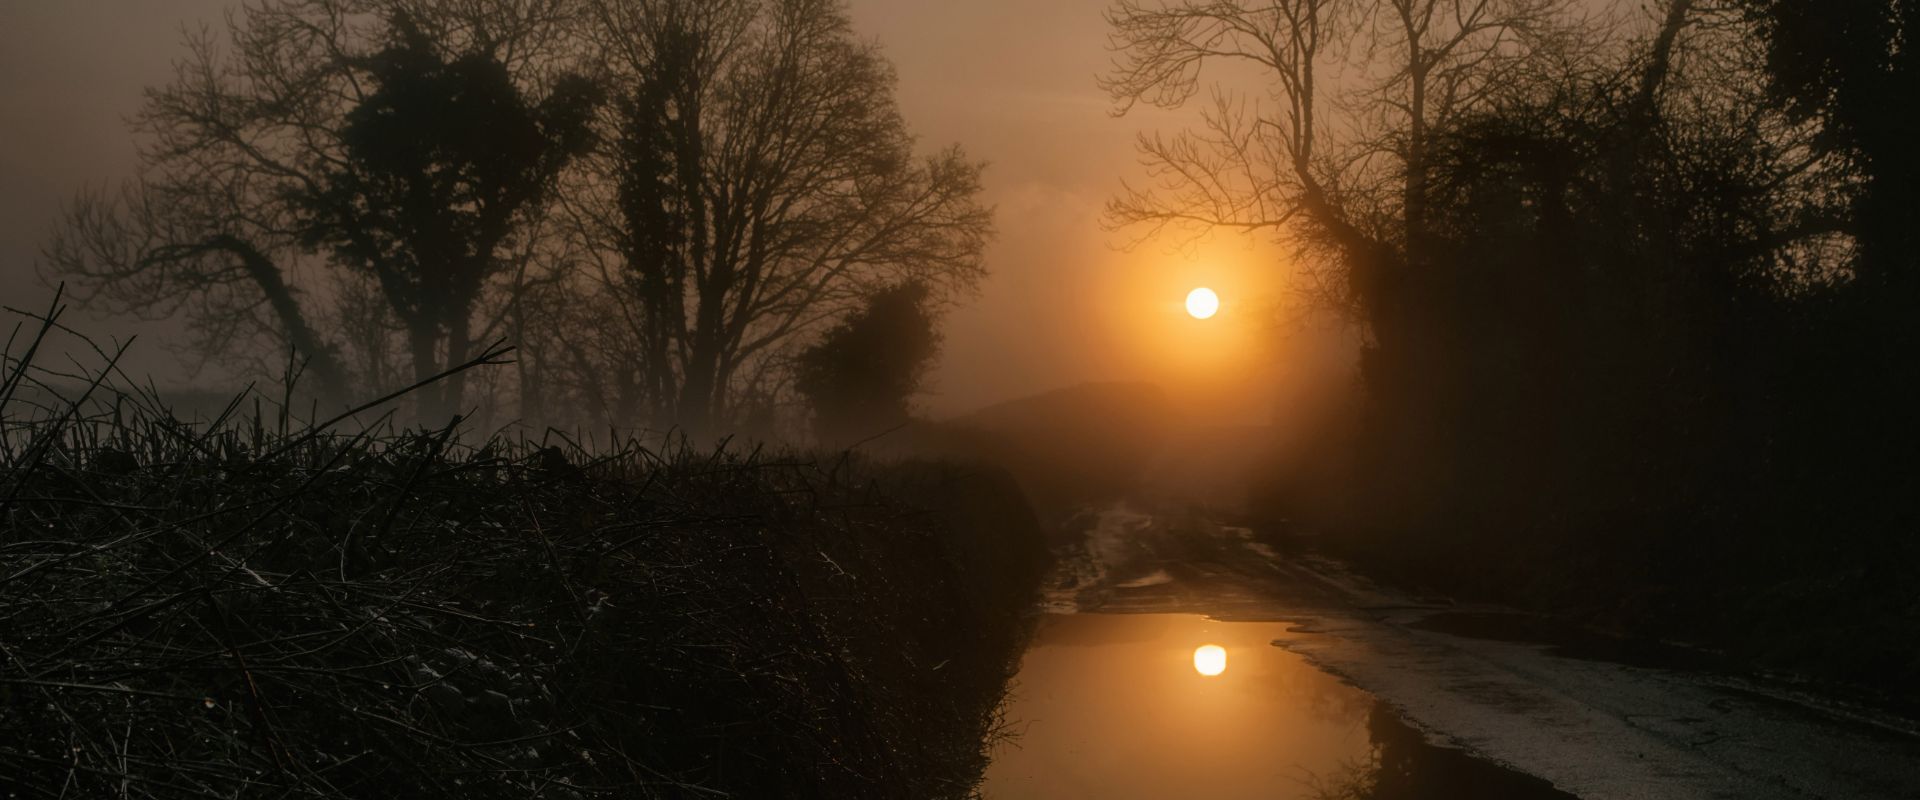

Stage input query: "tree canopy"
[{"left": 44, "top": 0, "right": 992, "bottom": 433}]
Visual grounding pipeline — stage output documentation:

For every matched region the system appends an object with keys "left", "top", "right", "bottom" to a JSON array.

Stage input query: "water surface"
[{"left": 983, "top": 613, "right": 1576, "bottom": 799}]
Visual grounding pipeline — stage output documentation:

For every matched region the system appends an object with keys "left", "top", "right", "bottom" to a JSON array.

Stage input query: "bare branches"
[
  {"left": 1102, "top": 0, "right": 1591, "bottom": 322},
  {"left": 40, "top": 0, "right": 988, "bottom": 433},
  {"left": 43, "top": 0, "right": 597, "bottom": 422},
  {"left": 0, "top": 315, "right": 1046, "bottom": 797},
  {"left": 564, "top": 0, "right": 993, "bottom": 432}
]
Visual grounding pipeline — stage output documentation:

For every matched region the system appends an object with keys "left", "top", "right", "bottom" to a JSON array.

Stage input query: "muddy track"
[{"left": 1045, "top": 502, "right": 1920, "bottom": 800}]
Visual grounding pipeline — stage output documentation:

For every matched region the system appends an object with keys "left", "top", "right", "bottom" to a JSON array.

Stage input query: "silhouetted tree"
[
  {"left": 43, "top": 0, "right": 589, "bottom": 416},
  {"left": 1735, "top": 0, "right": 1920, "bottom": 459},
  {"left": 1102, "top": 0, "right": 1589, "bottom": 340},
  {"left": 1102, "top": 0, "right": 1605, "bottom": 550},
  {"left": 1730, "top": 0, "right": 1920, "bottom": 627},
  {"left": 564, "top": 0, "right": 992, "bottom": 434},
  {"left": 1384, "top": 0, "right": 1848, "bottom": 575},
  {"left": 795, "top": 281, "right": 940, "bottom": 443},
  {"left": 297, "top": 15, "right": 597, "bottom": 419},
  {"left": 1739, "top": 0, "right": 1920, "bottom": 294},
  {"left": 1121, "top": 1, "right": 1918, "bottom": 685}
]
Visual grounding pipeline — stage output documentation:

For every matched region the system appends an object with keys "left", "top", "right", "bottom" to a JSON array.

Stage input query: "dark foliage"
[
  {"left": 43, "top": 0, "right": 991, "bottom": 433},
  {"left": 1740, "top": 0, "right": 1920, "bottom": 293},
  {"left": 0, "top": 306, "right": 1048, "bottom": 798},
  {"left": 297, "top": 14, "right": 600, "bottom": 420},
  {"left": 1256, "top": 3, "right": 1920, "bottom": 696},
  {"left": 582, "top": 1, "right": 990, "bottom": 434},
  {"left": 796, "top": 282, "right": 941, "bottom": 444}
]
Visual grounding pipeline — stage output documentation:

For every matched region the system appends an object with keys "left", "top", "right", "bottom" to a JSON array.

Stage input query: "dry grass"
[{"left": 0, "top": 292, "right": 1048, "bottom": 798}]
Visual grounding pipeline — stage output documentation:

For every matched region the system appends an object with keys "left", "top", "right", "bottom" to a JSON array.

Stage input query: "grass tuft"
[{"left": 1, "top": 297, "right": 1049, "bottom": 799}]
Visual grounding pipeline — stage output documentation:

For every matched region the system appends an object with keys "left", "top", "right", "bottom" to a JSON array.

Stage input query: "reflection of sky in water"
[{"left": 984, "top": 614, "right": 1374, "bottom": 799}]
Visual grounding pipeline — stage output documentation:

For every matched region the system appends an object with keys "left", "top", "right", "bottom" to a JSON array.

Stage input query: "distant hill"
[
  {"left": 1144, "top": 422, "right": 1278, "bottom": 515},
  {"left": 877, "top": 382, "right": 1175, "bottom": 518},
  {"left": 952, "top": 381, "right": 1169, "bottom": 434}
]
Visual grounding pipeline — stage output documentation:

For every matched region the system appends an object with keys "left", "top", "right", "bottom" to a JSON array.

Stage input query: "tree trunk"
[
  {"left": 677, "top": 341, "right": 719, "bottom": 437},
  {"left": 407, "top": 321, "right": 444, "bottom": 423},
  {"left": 442, "top": 305, "right": 472, "bottom": 421},
  {"left": 209, "top": 235, "right": 350, "bottom": 407},
  {"left": 514, "top": 304, "right": 544, "bottom": 428},
  {"left": 1404, "top": 66, "right": 1429, "bottom": 266}
]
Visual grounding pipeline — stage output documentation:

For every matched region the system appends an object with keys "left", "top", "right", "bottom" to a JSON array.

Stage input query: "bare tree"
[
  {"left": 43, "top": 0, "right": 986, "bottom": 433},
  {"left": 46, "top": 174, "right": 353, "bottom": 400},
  {"left": 1101, "top": 0, "right": 1593, "bottom": 336},
  {"left": 43, "top": 0, "right": 591, "bottom": 418},
  {"left": 565, "top": 0, "right": 993, "bottom": 434}
]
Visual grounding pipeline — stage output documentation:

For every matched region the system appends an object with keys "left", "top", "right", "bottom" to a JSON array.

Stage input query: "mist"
[{"left": 3, "top": 1, "right": 1918, "bottom": 798}]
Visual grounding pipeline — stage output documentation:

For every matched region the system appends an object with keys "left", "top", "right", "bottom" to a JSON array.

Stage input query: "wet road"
[{"left": 1016, "top": 502, "right": 1920, "bottom": 800}]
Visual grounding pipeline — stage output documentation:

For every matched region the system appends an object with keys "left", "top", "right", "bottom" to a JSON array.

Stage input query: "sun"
[
  {"left": 1193, "top": 644, "right": 1227, "bottom": 676},
  {"left": 1185, "top": 287, "right": 1220, "bottom": 320}
]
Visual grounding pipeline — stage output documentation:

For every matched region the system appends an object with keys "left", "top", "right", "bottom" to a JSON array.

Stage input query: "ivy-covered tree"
[
  {"left": 44, "top": 0, "right": 594, "bottom": 418},
  {"left": 298, "top": 15, "right": 599, "bottom": 419}
]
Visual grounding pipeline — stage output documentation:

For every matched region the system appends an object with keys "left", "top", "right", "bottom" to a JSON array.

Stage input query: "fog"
[
  {"left": 1, "top": 0, "right": 1304, "bottom": 427},
  {"left": 5, "top": 1, "right": 1920, "bottom": 797}
]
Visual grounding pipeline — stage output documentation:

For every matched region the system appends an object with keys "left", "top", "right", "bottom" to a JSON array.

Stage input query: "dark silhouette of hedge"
[{"left": 0, "top": 301, "right": 1048, "bottom": 798}]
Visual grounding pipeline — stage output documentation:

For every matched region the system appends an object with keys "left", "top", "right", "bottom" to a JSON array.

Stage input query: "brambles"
[{"left": 0, "top": 303, "right": 1048, "bottom": 798}]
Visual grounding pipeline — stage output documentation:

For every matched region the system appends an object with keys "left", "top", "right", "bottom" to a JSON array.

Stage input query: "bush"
[{"left": 0, "top": 312, "right": 1048, "bottom": 798}]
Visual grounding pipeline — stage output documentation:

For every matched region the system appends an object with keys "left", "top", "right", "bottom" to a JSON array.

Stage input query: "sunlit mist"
[{"left": 1193, "top": 643, "right": 1227, "bottom": 676}]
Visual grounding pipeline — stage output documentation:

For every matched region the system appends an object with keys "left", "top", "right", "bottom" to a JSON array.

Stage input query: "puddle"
[{"left": 982, "top": 613, "right": 1577, "bottom": 799}]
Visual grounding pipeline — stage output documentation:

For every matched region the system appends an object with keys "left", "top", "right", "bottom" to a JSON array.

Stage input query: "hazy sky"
[{"left": 0, "top": 1, "right": 1289, "bottom": 419}]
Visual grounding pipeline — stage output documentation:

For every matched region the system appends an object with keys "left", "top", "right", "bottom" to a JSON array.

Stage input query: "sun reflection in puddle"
[
  {"left": 1193, "top": 644, "right": 1227, "bottom": 676},
  {"left": 984, "top": 613, "right": 1372, "bottom": 799},
  {"left": 984, "top": 612, "right": 1581, "bottom": 799}
]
